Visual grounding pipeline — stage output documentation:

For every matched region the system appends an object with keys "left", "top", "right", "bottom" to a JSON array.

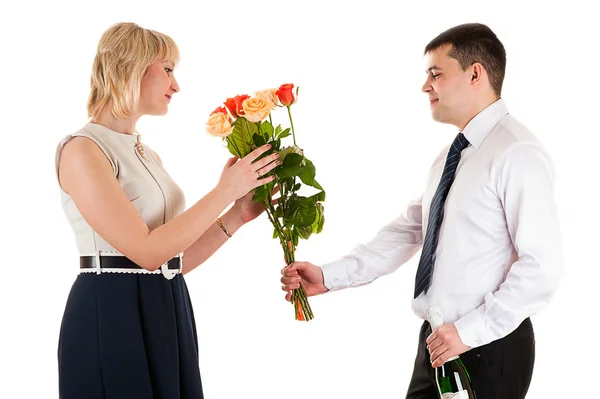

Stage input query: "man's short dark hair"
[{"left": 424, "top": 23, "right": 506, "bottom": 96}]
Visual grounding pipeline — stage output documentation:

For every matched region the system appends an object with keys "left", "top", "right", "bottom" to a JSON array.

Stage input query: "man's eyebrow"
[{"left": 426, "top": 66, "right": 442, "bottom": 73}]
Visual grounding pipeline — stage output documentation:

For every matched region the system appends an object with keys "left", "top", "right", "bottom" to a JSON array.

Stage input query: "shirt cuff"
[
  {"left": 320, "top": 258, "right": 354, "bottom": 292},
  {"left": 453, "top": 307, "right": 488, "bottom": 349}
]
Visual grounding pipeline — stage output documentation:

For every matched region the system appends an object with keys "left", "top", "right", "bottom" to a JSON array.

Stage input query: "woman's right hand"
[{"left": 217, "top": 144, "right": 280, "bottom": 202}]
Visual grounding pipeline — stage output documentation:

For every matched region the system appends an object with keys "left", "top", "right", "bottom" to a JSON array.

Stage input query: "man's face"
[{"left": 422, "top": 44, "right": 473, "bottom": 127}]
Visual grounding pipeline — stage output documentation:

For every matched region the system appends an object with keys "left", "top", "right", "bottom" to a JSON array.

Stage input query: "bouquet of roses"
[{"left": 206, "top": 84, "right": 325, "bottom": 321}]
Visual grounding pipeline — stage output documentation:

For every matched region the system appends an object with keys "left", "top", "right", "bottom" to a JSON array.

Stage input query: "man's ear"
[{"left": 471, "top": 63, "right": 483, "bottom": 82}]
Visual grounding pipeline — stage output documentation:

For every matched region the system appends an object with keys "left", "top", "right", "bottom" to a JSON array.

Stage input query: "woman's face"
[{"left": 138, "top": 61, "right": 179, "bottom": 116}]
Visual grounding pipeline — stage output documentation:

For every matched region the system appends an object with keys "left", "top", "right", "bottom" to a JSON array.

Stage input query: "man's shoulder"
[
  {"left": 496, "top": 114, "right": 543, "bottom": 148},
  {"left": 489, "top": 115, "right": 554, "bottom": 172}
]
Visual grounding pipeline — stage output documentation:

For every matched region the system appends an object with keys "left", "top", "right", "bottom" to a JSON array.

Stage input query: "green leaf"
[
  {"left": 283, "top": 195, "right": 300, "bottom": 227},
  {"left": 252, "top": 133, "right": 266, "bottom": 147},
  {"left": 276, "top": 153, "right": 304, "bottom": 179},
  {"left": 230, "top": 118, "right": 258, "bottom": 157},
  {"left": 261, "top": 120, "right": 275, "bottom": 139},
  {"left": 312, "top": 203, "right": 325, "bottom": 234},
  {"left": 272, "top": 228, "right": 279, "bottom": 239},
  {"left": 282, "top": 177, "right": 294, "bottom": 193},
  {"left": 273, "top": 205, "right": 284, "bottom": 218},
  {"left": 282, "top": 153, "right": 303, "bottom": 167},
  {"left": 291, "top": 197, "right": 318, "bottom": 228},
  {"left": 308, "top": 191, "right": 326, "bottom": 203},
  {"left": 316, "top": 213, "right": 325, "bottom": 233},
  {"left": 277, "top": 127, "right": 291, "bottom": 139},
  {"left": 252, "top": 185, "right": 268, "bottom": 202},
  {"left": 225, "top": 139, "right": 240, "bottom": 158},
  {"left": 276, "top": 166, "right": 302, "bottom": 179},
  {"left": 297, "top": 226, "right": 312, "bottom": 240},
  {"left": 298, "top": 159, "right": 323, "bottom": 190},
  {"left": 293, "top": 183, "right": 302, "bottom": 191},
  {"left": 272, "top": 139, "right": 281, "bottom": 151}
]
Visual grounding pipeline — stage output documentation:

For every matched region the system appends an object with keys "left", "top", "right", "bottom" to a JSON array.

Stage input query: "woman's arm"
[
  {"left": 181, "top": 207, "right": 243, "bottom": 274},
  {"left": 58, "top": 136, "right": 278, "bottom": 271}
]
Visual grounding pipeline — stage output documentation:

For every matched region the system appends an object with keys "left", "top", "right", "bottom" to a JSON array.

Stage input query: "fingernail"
[
  {"left": 276, "top": 160, "right": 281, "bottom": 165},
  {"left": 267, "top": 144, "right": 272, "bottom": 149}
]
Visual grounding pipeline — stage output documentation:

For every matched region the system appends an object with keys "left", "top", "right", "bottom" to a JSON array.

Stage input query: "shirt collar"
[{"left": 461, "top": 98, "right": 508, "bottom": 150}]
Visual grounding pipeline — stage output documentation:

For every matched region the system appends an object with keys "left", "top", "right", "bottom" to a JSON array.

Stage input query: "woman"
[{"left": 55, "top": 22, "right": 280, "bottom": 398}]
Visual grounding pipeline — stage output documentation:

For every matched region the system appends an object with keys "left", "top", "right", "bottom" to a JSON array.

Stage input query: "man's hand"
[
  {"left": 280, "top": 261, "right": 328, "bottom": 301},
  {"left": 426, "top": 323, "right": 470, "bottom": 368}
]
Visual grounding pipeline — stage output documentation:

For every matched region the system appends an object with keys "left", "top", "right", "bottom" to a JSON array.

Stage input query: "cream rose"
[
  {"left": 206, "top": 113, "right": 233, "bottom": 138},
  {"left": 255, "top": 88, "right": 279, "bottom": 107},
  {"left": 242, "top": 95, "right": 275, "bottom": 123}
]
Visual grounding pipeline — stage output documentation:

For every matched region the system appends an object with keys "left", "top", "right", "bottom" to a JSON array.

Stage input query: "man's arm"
[
  {"left": 320, "top": 194, "right": 424, "bottom": 291},
  {"left": 454, "top": 142, "right": 564, "bottom": 348}
]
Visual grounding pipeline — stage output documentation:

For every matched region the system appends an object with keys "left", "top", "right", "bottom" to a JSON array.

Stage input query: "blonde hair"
[{"left": 87, "top": 22, "right": 180, "bottom": 119}]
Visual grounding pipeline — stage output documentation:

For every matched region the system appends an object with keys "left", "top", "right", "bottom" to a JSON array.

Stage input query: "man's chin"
[
  {"left": 431, "top": 111, "right": 452, "bottom": 125},
  {"left": 431, "top": 112, "right": 444, "bottom": 123}
]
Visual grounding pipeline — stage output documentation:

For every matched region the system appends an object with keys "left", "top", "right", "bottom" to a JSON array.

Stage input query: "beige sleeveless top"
[{"left": 55, "top": 123, "right": 186, "bottom": 256}]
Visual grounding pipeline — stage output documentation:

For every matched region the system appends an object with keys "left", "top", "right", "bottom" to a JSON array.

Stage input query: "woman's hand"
[
  {"left": 231, "top": 186, "right": 280, "bottom": 225},
  {"left": 216, "top": 144, "right": 280, "bottom": 203}
]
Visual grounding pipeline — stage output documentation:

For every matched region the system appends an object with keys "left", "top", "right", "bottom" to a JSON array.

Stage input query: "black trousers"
[{"left": 406, "top": 318, "right": 535, "bottom": 399}]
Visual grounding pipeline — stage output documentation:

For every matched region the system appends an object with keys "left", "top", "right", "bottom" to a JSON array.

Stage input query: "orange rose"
[
  {"left": 206, "top": 112, "right": 233, "bottom": 138},
  {"left": 242, "top": 95, "right": 275, "bottom": 123},
  {"left": 256, "top": 88, "right": 279, "bottom": 107},
  {"left": 276, "top": 83, "right": 295, "bottom": 106}
]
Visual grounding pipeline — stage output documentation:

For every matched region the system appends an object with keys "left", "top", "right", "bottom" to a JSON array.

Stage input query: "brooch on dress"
[{"left": 134, "top": 132, "right": 149, "bottom": 161}]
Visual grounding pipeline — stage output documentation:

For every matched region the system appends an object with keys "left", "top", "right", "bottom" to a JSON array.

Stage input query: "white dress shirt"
[{"left": 321, "top": 99, "right": 563, "bottom": 348}]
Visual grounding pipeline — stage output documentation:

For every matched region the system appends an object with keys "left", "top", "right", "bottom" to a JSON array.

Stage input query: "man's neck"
[{"left": 455, "top": 96, "right": 500, "bottom": 131}]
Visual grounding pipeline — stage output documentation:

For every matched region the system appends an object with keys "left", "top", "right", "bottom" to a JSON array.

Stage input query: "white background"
[{"left": 1, "top": 0, "right": 598, "bottom": 398}]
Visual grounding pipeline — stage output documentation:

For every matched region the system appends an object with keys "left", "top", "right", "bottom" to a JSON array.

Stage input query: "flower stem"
[{"left": 286, "top": 106, "right": 297, "bottom": 146}]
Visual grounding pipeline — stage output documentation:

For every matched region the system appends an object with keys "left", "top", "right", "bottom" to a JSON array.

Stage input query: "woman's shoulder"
[{"left": 55, "top": 123, "right": 119, "bottom": 181}]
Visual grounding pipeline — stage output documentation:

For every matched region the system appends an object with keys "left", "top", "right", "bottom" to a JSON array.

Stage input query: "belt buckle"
[{"left": 161, "top": 260, "right": 177, "bottom": 280}]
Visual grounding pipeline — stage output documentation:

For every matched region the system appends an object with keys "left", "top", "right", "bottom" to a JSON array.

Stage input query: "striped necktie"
[{"left": 413, "top": 133, "right": 470, "bottom": 299}]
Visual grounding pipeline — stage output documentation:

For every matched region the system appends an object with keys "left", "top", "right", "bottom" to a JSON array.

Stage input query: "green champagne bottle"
[{"left": 426, "top": 306, "right": 477, "bottom": 399}]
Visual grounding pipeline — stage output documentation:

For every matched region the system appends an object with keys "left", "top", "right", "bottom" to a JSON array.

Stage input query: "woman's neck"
[{"left": 91, "top": 107, "right": 139, "bottom": 135}]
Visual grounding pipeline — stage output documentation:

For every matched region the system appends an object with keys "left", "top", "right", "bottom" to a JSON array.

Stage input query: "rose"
[
  {"left": 256, "top": 88, "right": 279, "bottom": 107},
  {"left": 211, "top": 106, "right": 228, "bottom": 115},
  {"left": 276, "top": 83, "right": 295, "bottom": 106},
  {"left": 224, "top": 94, "right": 250, "bottom": 118},
  {"left": 242, "top": 95, "right": 275, "bottom": 122},
  {"left": 206, "top": 111, "right": 233, "bottom": 137}
]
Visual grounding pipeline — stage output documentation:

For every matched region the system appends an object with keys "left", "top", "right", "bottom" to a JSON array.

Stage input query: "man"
[{"left": 280, "top": 23, "right": 563, "bottom": 398}]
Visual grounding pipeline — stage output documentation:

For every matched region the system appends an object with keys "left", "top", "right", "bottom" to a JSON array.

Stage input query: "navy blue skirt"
[{"left": 58, "top": 272, "right": 204, "bottom": 399}]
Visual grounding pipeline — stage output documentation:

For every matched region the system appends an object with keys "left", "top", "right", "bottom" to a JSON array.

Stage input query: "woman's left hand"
[{"left": 232, "top": 186, "right": 279, "bottom": 225}]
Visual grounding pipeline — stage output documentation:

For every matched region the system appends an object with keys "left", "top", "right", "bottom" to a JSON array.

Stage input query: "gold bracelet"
[{"left": 216, "top": 217, "right": 232, "bottom": 238}]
